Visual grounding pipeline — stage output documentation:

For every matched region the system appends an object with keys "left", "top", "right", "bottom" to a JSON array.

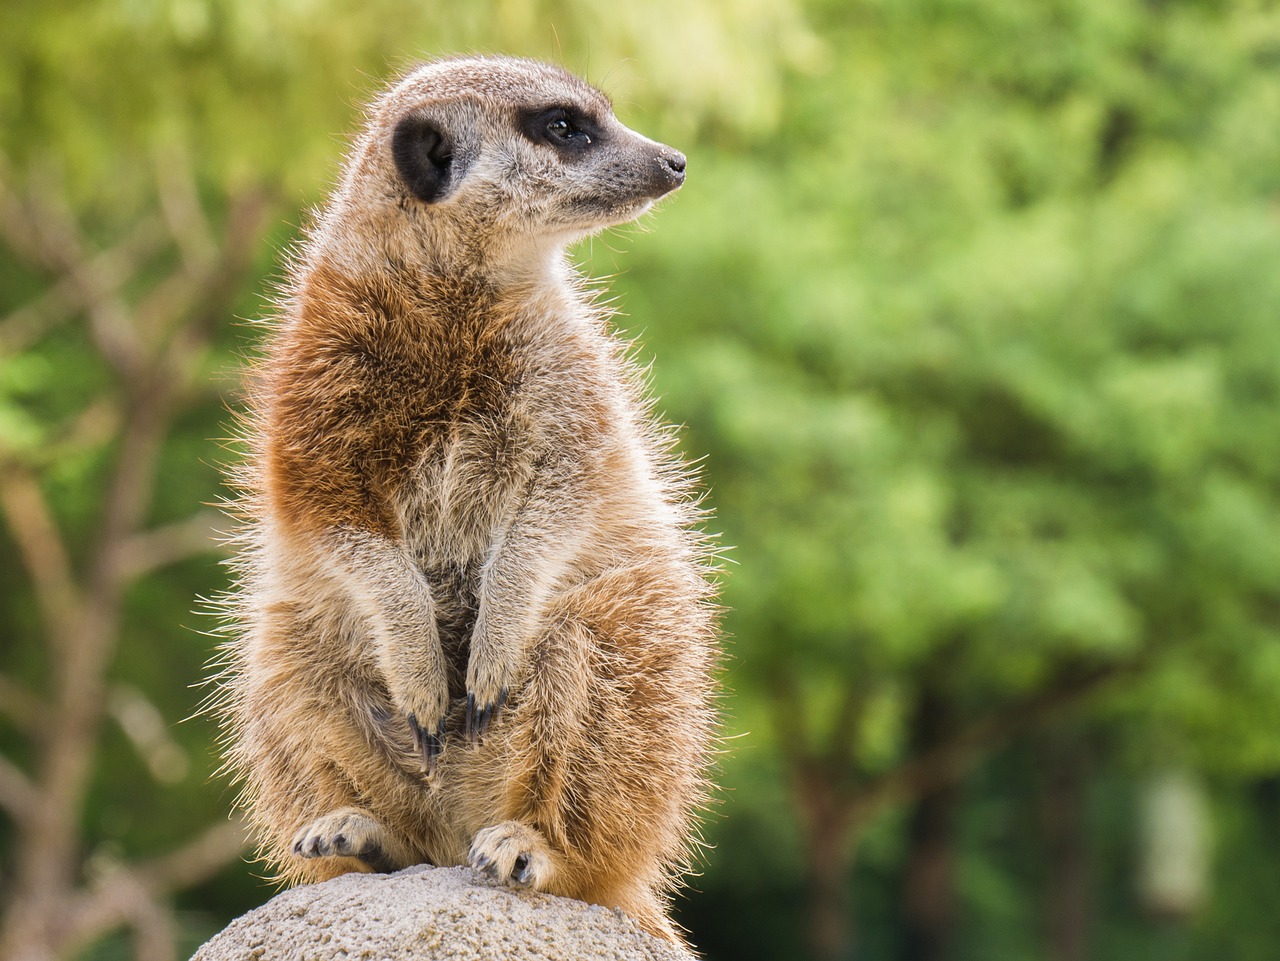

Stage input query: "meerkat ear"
[{"left": 392, "top": 114, "right": 457, "bottom": 204}]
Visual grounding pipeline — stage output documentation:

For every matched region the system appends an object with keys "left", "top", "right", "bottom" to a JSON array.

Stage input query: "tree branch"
[
  {"left": 0, "top": 218, "right": 166, "bottom": 353},
  {"left": 134, "top": 816, "right": 251, "bottom": 895},
  {"left": 0, "top": 165, "right": 150, "bottom": 378},
  {"left": 0, "top": 162, "right": 49, "bottom": 262},
  {"left": 855, "top": 661, "right": 1134, "bottom": 821},
  {"left": 66, "top": 817, "right": 250, "bottom": 959},
  {"left": 68, "top": 874, "right": 177, "bottom": 961},
  {"left": 124, "top": 890, "right": 178, "bottom": 961},
  {"left": 0, "top": 461, "right": 79, "bottom": 648},
  {"left": 154, "top": 144, "right": 217, "bottom": 274},
  {"left": 0, "top": 754, "right": 39, "bottom": 824},
  {"left": 88, "top": 385, "right": 177, "bottom": 606},
  {"left": 154, "top": 186, "right": 275, "bottom": 389},
  {"left": 831, "top": 680, "right": 866, "bottom": 771},
  {"left": 116, "top": 511, "right": 226, "bottom": 580},
  {"left": 107, "top": 687, "right": 189, "bottom": 785}
]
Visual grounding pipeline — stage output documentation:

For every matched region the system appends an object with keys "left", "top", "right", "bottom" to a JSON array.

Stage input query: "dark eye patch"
[{"left": 518, "top": 106, "right": 602, "bottom": 152}]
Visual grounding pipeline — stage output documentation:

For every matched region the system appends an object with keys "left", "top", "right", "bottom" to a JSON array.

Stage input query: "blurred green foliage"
[{"left": 4, "top": 1, "right": 1280, "bottom": 960}]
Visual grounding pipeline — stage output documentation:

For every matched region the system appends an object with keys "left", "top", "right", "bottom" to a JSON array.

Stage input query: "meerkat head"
[{"left": 330, "top": 57, "right": 686, "bottom": 273}]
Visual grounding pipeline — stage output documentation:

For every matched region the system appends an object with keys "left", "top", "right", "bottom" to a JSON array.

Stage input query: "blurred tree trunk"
[
  {"left": 795, "top": 771, "right": 860, "bottom": 961},
  {"left": 1040, "top": 733, "right": 1094, "bottom": 961},
  {"left": 771, "top": 662, "right": 1128, "bottom": 961},
  {"left": 899, "top": 687, "right": 960, "bottom": 961},
  {"left": 771, "top": 663, "right": 1125, "bottom": 961}
]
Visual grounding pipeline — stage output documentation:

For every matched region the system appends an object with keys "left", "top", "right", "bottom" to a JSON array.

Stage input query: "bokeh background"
[{"left": 4, "top": 2, "right": 1280, "bottom": 959}]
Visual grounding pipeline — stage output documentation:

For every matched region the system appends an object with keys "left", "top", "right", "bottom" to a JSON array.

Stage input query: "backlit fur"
[{"left": 209, "top": 56, "right": 720, "bottom": 943}]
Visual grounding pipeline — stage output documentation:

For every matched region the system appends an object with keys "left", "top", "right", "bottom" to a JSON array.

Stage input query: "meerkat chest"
[
  {"left": 394, "top": 328, "right": 574, "bottom": 560},
  {"left": 409, "top": 396, "right": 535, "bottom": 545}
]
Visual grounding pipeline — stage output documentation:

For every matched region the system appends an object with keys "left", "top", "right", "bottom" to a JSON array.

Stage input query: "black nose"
[
  {"left": 658, "top": 150, "right": 687, "bottom": 190},
  {"left": 644, "top": 147, "right": 687, "bottom": 197}
]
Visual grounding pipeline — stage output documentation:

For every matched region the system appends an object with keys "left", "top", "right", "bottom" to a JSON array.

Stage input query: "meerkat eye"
[
  {"left": 546, "top": 116, "right": 590, "bottom": 144},
  {"left": 521, "top": 107, "right": 597, "bottom": 151}
]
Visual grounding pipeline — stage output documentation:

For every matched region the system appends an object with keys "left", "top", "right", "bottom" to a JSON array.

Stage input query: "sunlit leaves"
[{"left": 602, "top": 0, "right": 1280, "bottom": 782}]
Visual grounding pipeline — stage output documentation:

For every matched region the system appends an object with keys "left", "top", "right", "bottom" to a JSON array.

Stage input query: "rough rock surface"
[{"left": 192, "top": 865, "right": 696, "bottom": 961}]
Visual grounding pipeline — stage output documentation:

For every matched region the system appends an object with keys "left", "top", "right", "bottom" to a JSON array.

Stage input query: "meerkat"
[{"left": 211, "top": 56, "right": 720, "bottom": 943}]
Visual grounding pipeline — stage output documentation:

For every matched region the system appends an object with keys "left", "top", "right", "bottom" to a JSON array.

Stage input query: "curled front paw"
[
  {"left": 291, "top": 808, "right": 400, "bottom": 874},
  {"left": 465, "top": 625, "right": 527, "bottom": 743},
  {"left": 468, "top": 820, "right": 555, "bottom": 890},
  {"left": 392, "top": 673, "right": 450, "bottom": 775},
  {"left": 406, "top": 713, "right": 445, "bottom": 775}
]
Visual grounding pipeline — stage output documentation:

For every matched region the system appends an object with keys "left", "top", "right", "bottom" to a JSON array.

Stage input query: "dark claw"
[
  {"left": 424, "top": 729, "right": 443, "bottom": 767},
  {"left": 467, "top": 688, "right": 509, "bottom": 742},
  {"left": 485, "top": 687, "right": 509, "bottom": 736},
  {"left": 406, "top": 713, "right": 444, "bottom": 775},
  {"left": 407, "top": 712, "right": 426, "bottom": 757},
  {"left": 513, "top": 853, "right": 532, "bottom": 886}
]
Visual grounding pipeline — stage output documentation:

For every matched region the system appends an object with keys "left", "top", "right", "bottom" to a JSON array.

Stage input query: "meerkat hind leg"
[
  {"left": 468, "top": 820, "right": 557, "bottom": 889},
  {"left": 291, "top": 807, "right": 413, "bottom": 875}
]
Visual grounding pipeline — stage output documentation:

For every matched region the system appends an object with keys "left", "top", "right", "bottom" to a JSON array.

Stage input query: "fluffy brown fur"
[{"left": 209, "top": 56, "right": 720, "bottom": 943}]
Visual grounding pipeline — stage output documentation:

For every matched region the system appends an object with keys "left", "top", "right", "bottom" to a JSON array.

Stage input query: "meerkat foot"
[
  {"left": 468, "top": 820, "right": 556, "bottom": 890},
  {"left": 291, "top": 807, "right": 405, "bottom": 874}
]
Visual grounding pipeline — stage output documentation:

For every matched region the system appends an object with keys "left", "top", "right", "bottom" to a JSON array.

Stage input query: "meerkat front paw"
[
  {"left": 291, "top": 807, "right": 405, "bottom": 874},
  {"left": 464, "top": 626, "right": 526, "bottom": 741},
  {"left": 468, "top": 820, "right": 556, "bottom": 890},
  {"left": 405, "top": 711, "right": 445, "bottom": 774},
  {"left": 389, "top": 666, "right": 451, "bottom": 775}
]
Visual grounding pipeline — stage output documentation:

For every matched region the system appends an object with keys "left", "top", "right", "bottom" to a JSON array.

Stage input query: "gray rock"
[{"left": 192, "top": 866, "right": 695, "bottom": 961}]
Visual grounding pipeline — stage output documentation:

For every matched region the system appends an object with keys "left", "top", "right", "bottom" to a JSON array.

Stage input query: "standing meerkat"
[{"left": 212, "top": 56, "right": 719, "bottom": 943}]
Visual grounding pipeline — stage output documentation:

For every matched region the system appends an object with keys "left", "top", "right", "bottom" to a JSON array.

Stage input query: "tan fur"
[{"left": 210, "top": 56, "right": 720, "bottom": 943}]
